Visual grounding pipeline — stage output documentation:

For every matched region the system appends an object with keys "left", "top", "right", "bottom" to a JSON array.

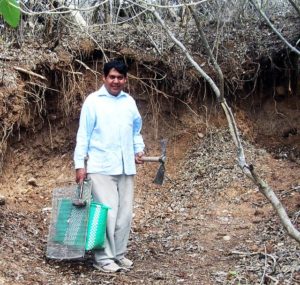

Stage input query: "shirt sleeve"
[
  {"left": 74, "top": 97, "right": 95, "bottom": 169},
  {"left": 132, "top": 103, "right": 145, "bottom": 154}
]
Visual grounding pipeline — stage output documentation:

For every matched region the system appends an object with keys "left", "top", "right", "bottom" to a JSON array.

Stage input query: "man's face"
[{"left": 103, "top": 68, "right": 127, "bottom": 96}]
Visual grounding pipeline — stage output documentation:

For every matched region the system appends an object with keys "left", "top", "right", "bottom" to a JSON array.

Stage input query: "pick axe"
[{"left": 141, "top": 139, "right": 167, "bottom": 185}]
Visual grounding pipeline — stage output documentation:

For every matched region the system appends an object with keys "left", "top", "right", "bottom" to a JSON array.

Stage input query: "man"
[{"left": 74, "top": 60, "right": 145, "bottom": 272}]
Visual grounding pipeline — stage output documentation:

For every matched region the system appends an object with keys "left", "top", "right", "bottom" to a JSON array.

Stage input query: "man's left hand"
[{"left": 135, "top": 152, "right": 144, "bottom": 164}]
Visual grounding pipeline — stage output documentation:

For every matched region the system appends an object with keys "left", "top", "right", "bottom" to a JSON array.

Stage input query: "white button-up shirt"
[{"left": 74, "top": 85, "right": 145, "bottom": 175}]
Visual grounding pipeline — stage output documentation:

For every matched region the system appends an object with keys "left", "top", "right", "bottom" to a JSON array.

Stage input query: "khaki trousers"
[{"left": 88, "top": 173, "right": 134, "bottom": 265}]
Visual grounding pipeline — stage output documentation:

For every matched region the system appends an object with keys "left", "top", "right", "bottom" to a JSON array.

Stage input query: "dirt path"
[{"left": 0, "top": 122, "right": 300, "bottom": 284}]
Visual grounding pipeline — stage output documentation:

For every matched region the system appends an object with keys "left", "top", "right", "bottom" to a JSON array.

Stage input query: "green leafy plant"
[{"left": 0, "top": 0, "right": 20, "bottom": 28}]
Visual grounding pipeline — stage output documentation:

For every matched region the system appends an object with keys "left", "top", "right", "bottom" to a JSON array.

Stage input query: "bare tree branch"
[
  {"left": 250, "top": 0, "right": 300, "bottom": 56},
  {"left": 19, "top": 0, "right": 110, "bottom": 15},
  {"left": 134, "top": 0, "right": 209, "bottom": 9},
  {"left": 148, "top": 8, "right": 221, "bottom": 98},
  {"left": 250, "top": 166, "right": 300, "bottom": 241},
  {"left": 188, "top": 4, "right": 225, "bottom": 100},
  {"left": 287, "top": 0, "right": 300, "bottom": 17}
]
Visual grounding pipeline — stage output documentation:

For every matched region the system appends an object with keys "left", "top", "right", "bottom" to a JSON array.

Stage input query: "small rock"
[
  {"left": 0, "top": 195, "right": 5, "bottom": 205},
  {"left": 223, "top": 235, "right": 231, "bottom": 241},
  {"left": 42, "top": 207, "right": 52, "bottom": 212},
  {"left": 254, "top": 209, "right": 264, "bottom": 216},
  {"left": 28, "top": 177, "right": 38, "bottom": 187}
]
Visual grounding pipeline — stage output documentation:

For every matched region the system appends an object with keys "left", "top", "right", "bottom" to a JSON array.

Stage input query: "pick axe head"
[
  {"left": 154, "top": 139, "right": 167, "bottom": 185},
  {"left": 141, "top": 139, "right": 167, "bottom": 185},
  {"left": 153, "top": 163, "right": 165, "bottom": 185}
]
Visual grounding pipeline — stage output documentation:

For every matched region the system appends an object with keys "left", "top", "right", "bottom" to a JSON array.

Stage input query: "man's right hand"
[{"left": 76, "top": 168, "right": 86, "bottom": 183}]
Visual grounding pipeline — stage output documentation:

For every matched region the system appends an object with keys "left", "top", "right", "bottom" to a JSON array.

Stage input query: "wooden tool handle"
[{"left": 141, "top": 156, "right": 161, "bottom": 162}]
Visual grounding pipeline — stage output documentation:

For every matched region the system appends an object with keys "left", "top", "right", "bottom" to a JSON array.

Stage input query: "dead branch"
[
  {"left": 250, "top": 0, "right": 300, "bottom": 56},
  {"left": 287, "top": 0, "right": 300, "bottom": 17},
  {"left": 136, "top": 0, "right": 209, "bottom": 9},
  {"left": 13, "top": 67, "right": 47, "bottom": 80},
  {"left": 150, "top": 8, "right": 220, "bottom": 98},
  {"left": 18, "top": 0, "right": 109, "bottom": 16},
  {"left": 126, "top": 5, "right": 162, "bottom": 55},
  {"left": 249, "top": 166, "right": 300, "bottom": 242},
  {"left": 188, "top": 4, "right": 224, "bottom": 100}
]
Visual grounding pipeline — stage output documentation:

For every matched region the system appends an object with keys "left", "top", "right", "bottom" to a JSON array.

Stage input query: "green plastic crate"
[{"left": 85, "top": 202, "right": 111, "bottom": 250}]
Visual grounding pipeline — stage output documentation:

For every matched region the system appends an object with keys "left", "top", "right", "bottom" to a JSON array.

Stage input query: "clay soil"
[{"left": 0, "top": 87, "right": 300, "bottom": 285}]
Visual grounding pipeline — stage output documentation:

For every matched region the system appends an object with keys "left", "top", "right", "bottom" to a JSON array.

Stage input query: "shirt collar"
[{"left": 97, "top": 85, "right": 127, "bottom": 98}]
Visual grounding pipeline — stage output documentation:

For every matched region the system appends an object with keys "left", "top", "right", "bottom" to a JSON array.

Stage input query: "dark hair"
[{"left": 103, "top": 60, "right": 128, "bottom": 77}]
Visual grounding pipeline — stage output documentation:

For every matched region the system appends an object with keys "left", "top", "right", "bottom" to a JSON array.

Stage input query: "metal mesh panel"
[{"left": 46, "top": 179, "right": 92, "bottom": 260}]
